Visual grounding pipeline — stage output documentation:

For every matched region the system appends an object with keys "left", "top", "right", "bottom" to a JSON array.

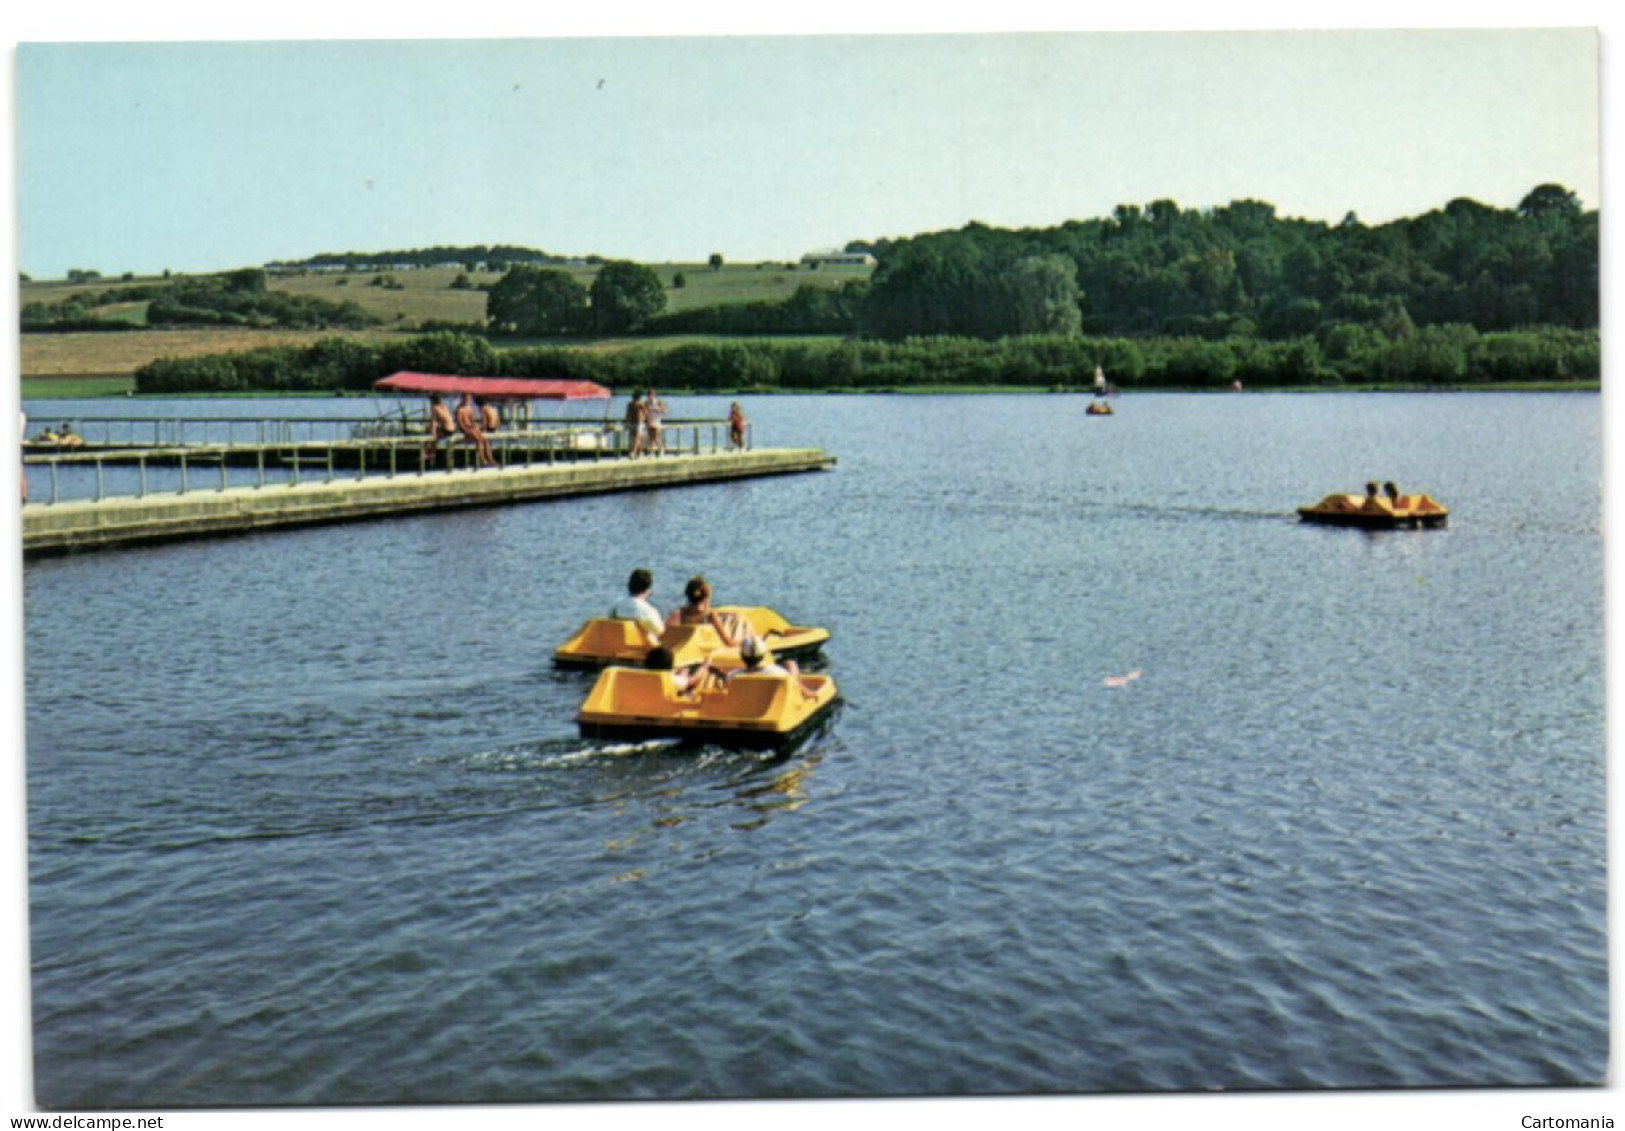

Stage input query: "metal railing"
[{"left": 22, "top": 420, "right": 754, "bottom": 506}]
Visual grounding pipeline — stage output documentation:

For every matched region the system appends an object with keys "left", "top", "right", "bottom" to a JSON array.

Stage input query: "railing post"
[
  {"left": 49, "top": 461, "right": 59, "bottom": 506},
  {"left": 139, "top": 456, "right": 148, "bottom": 499},
  {"left": 180, "top": 452, "right": 189, "bottom": 496},
  {"left": 257, "top": 449, "right": 266, "bottom": 489}
]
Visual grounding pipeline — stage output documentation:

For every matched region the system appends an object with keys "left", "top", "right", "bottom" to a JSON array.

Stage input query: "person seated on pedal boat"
[
  {"left": 610, "top": 568, "right": 664, "bottom": 646},
  {"left": 666, "top": 576, "right": 742, "bottom": 647},
  {"left": 644, "top": 645, "right": 719, "bottom": 696},
  {"left": 728, "top": 635, "right": 820, "bottom": 699}
]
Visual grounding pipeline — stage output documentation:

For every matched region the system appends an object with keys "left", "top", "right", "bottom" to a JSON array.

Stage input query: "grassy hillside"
[
  {"left": 20, "top": 328, "right": 403, "bottom": 379},
  {"left": 270, "top": 261, "right": 869, "bottom": 319},
  {"left": 20, "top": 261, "right": 872, "bottom": 378}
]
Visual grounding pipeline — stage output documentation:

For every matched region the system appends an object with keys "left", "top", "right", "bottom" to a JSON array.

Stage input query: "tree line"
[
  {"left": 266, "top": 244, "right": 588, "bottom": 273},
  {"left": 133, "top": 324, "right": 1598, "bottom": 396},
  {"left": 39, "top": 185, "right": 1598, "bottom": 349},
  {"left": 474, "top": 184, "right": 1594, "bottom": 344},
  {"left": 24, "top": 268, "right": 379, "bottom": 332},
  {"left": 861, "top": 184, "right": 1595, "bottom": 339}
]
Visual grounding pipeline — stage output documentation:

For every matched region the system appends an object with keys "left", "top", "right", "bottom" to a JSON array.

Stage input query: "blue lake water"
[{"left": 21, "top": 392, "right": 1607, "bottom": 1106}]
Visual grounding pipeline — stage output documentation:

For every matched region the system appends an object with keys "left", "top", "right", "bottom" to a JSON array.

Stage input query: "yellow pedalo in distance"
[
  {"left": 1298, "top": 487, "right": 1449, "bottom": 529},
  {"left": 553, "top": 606, "right": 831, "bottom": 671},
  {"left": 576, "top": 664, "right": 840, "bottom": 750}
]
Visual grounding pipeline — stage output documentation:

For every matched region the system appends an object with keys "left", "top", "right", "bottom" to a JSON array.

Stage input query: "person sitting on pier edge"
[
  {"left": 423, "top": 394, "right": 456, "bottom": 463},
  {"left": 624, "top": 391, "right": 647, "bottom": 458},
  {"left": 610, "top": 568, "right": 663, "bottom": 645},
  {"left": 643, "top": 645, "right": 717, "bottom": 696},
  {"left": 667, "top": 576, "right": 741, "bottom": 646},
  {"left": 477, "top": 397, "right": 501, "bottom": 435},
  {"left": 455, "top": 392, "right": 497, "bottom": 468},
  {"left": 728, "top": 402, "right": 748, "bottom": 450}
]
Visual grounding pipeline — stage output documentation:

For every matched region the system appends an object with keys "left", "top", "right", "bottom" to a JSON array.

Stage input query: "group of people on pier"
[
  {"left": 622, "top": 390, "right": 750, "bottom": 457},
  {"left": 417, "top": 388, "right": 751, "bottom": 470},
  {"left": 422, "top": 392, "right": 498, "bottom": 468},
  {"left": 622, "top": 388, "right": 669, "bottom": 457}
]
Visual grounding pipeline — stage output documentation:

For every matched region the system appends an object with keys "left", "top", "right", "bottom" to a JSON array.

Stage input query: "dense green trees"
[
  {"left": 486, "top": 266, "right": 590, "bottom": 335},
  {"left": 109, "top": 183, "right": 1605, "bottom": 394},
  {"left": 133, "top": 324, "right": 1598, "bottom": 396},
  {"left": 145, "top": 275, "right": 378, "bottom": 329},
  {"left": 589, "top": 260, "right": 667, "bottom": 333},
  {"left": 22, "top": 270, "right": 377, "bottom": 332},
  {"left": 484, "top": 260, "right": 667, "bottom": 336},
  {"left": 267, "top": 244, "right": 571, "bottom": 272},
  {"left": 862, "top": 185, "right": 1596, "bottom": 341}
]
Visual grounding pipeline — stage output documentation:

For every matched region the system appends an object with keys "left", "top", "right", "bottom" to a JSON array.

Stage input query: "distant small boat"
[
  {"left": 577, "top": 667, "right": 839, "bottom": 750},
  {"left": 1085, "top": 402, "right": 1114, "bottom": 416},
  {"left": 1298, "top": 488, "right": 1449, "bottom": 529}
]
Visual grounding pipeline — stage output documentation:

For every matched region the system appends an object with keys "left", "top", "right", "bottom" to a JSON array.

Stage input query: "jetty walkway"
[{"left": 22, "top": 420, "right": 835, "bottom": 556}]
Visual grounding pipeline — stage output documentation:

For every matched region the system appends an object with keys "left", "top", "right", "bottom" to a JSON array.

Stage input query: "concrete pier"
[{"left": 23, "top": 447, "right": 835, "bottom": 557}]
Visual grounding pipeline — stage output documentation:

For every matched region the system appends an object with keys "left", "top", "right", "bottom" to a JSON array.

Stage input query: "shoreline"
[{"left": 19, "top": 379, "right": 1603, "bottom": 400}]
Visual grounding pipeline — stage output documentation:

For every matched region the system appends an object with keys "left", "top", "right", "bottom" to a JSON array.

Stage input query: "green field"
[
  {"left": 24, "top": 261, "right": 870, "bottom": 327},
  {"left": 21, "top": 376, "right": 137, "bottom": 398},
  {"left": 268, "top": 261, "right": 870, "bottom": 321}
]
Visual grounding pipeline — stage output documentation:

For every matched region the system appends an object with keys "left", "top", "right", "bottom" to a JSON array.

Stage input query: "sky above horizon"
[{"left": 13, "top": 27, "right": 1601, "bottom": 280}]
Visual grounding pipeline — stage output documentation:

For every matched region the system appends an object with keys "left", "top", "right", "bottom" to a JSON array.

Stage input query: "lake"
[{"left": 20, "top": 391, "right": 1607, "bottom": 1106}]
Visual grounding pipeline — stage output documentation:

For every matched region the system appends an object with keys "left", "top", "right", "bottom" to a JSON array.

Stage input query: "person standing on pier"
[
  {"left": 423, "top": 394, "right": 456, "bottom": 465},
  {"left": 728, "top": 402, "right": 748, "bottom": 450},
  {"left": 624, "top": 391, "right": 647, "bottom": 458},
  {"left": 455, "top": 393, "right": 497, "bottom": 468},
  {"left": 645, "top": 387, "right": 667, "bottom": 455}
]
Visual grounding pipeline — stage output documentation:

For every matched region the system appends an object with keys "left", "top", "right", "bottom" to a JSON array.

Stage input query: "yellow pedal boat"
[
  {"left": 552, "top": 606, "right": 831, "bottom": 671},
  {"left": 1298, "top": 489, "right": 1449, "bottom": 529},
  {"left": 577, "top": 667, "right": 840, "bottom": 749},
  {"left": 1085, "top": 401, "right": 1114, "bottom": 416}
]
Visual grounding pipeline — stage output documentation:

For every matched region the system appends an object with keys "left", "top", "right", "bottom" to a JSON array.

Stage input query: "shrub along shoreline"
[{"left": 129, "top": 327, "right": 1600, "bottom": 397}]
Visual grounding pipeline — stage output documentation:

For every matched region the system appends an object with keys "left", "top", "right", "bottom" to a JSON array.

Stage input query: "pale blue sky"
[{"left": 12, "top": 26, "right": 1601, "bottom": 279}]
